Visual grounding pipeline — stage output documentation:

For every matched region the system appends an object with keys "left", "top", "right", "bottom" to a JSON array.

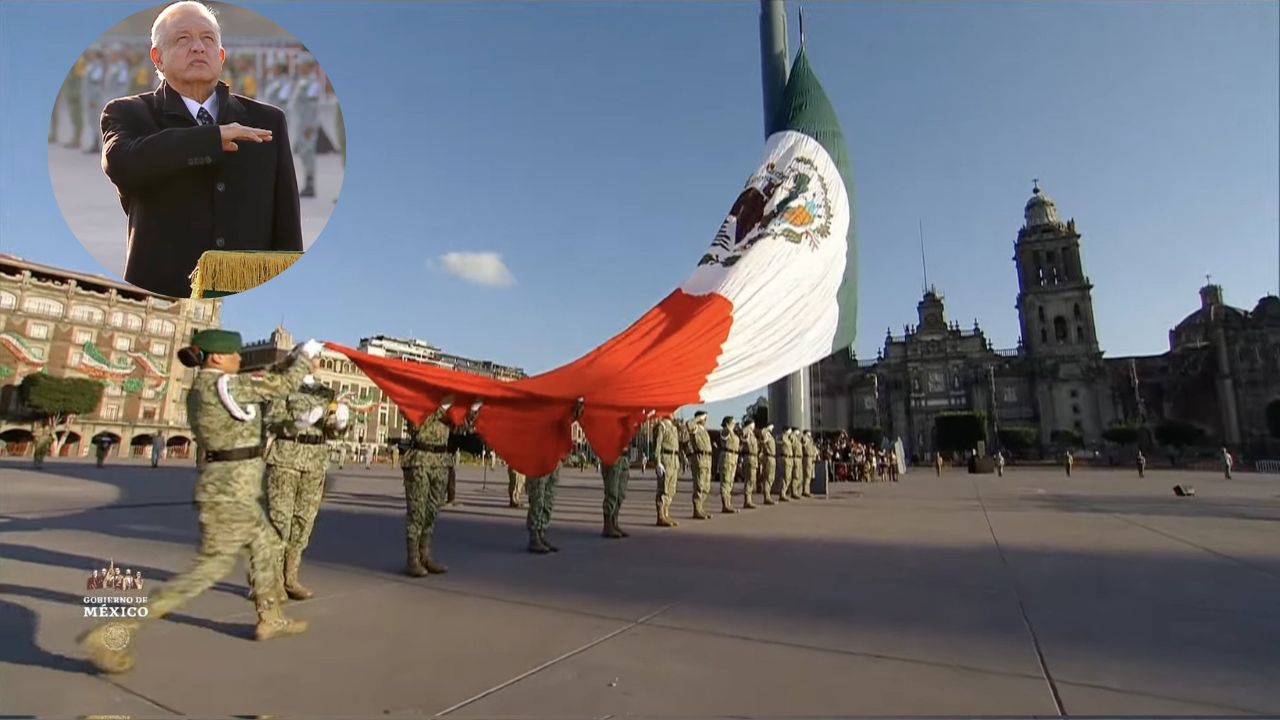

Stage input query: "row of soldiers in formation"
[{"left": 50, "top": 47, "right": 331, "bottom": 196}]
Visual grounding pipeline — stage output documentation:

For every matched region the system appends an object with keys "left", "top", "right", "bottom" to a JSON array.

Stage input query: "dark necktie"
[{"left": 196, "top": 107, "right": 214, "bottom": 126}]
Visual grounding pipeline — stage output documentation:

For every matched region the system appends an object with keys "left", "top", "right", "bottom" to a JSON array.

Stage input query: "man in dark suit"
[{"left": 101, "top": 1, "right": 302, "bottom": 298}]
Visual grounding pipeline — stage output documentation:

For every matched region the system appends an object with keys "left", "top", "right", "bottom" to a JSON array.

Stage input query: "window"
[
  {"left": 1040, "top": 328, "right": 1048, "bottom": 343},
  {"left": 1054, "top": 317, "right": 1068, "bottom": 342},
  {"left": 68, "top": 350, "right": 83, "bottom": 366},
  {"left": 1002, "top": 386, "right": 1017, "bottom": 403},
  {"left": 109, "top": 311, "right": 123, "bottom": 327},
  {"left": 124, "top": 314, "right": 142, "bottom": 330},
  {"left": 142, "top": 407, "right": 157, "bottom": 420},
  {"left": 192, "top": 304, "right": 208, "bottom": 321},
  {"left": 73, "top": 328, "right": 94, "bottom": 344},
  {"left": 70, "top": 305, "right": 104, "bottom": 324},
  {"left": 147, "top": 318, "right": 175, "bottom": 337},
  {"left": 1037, "top": 306, "right": 1045, "bottom": 322},
  {"left": 22, "top": 297, "right": 63, "bottom": 317},
  {"left": 1073, "top": 304, "right": 1082, "bottom": 320},
  {"left": 1070, "top": 389, "right": 1078, "bottom": 398},
  {"left": 113, "top": 336, "right": 133, "bottom": 351},
  {"left": 0, "top": 291, "right": 15, "bottom": 309},
  {"left": 102, "top": 404, "right": 121, "bottom": 420},
  {"left": 28, "top": 322, "right": 51, "bottom": 339},
  {"left": 150, "top": 341, "right": 167, "bottom": 356},
  {"left": 1076, "top": 325, "right": 1085, "bottom": 341},
  {"left": 1072, "top": 404, "right": 1080, "bottom": 415}
]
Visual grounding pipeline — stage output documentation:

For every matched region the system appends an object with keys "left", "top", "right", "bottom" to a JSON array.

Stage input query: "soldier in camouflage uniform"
[
  {"left": 740, "top": 419, "right": 759, "bottom": 509},
  {"left": 777, "top": 428, "right": 793, "bottom": 501},
  {"left": 601, "top": 430, "right": 636, "bottom": 538},
  {"left": 527, "top": 461, "right": 562, "bottom": 553},
  {"left": 400, "top": 403, "right": 454, "bottom": 577},
  {"left": 78, "top": 330, "right": 319, "bottom": 674},
  {"left": 507, "top": 461, "right": 526, "bottom": 508},
  {"left": 717, "top": 416, "right": 740, "bottom": 514},
  {"left": 793, "top": 428, "right": 810, "bottom": 499},
  {"left": 802, "top": 430, "right": 818, "bottom": 497},
  {"left": 689, "top": 411, "right": 713, "bottom": 519},
  {"left": 760, "top": 423, "right": 777, "bottom": 505},
  {"left": 263, "top": 378, "right": 350, "bottom": 599},
  {"left": 293, "top": 56, "right": 321, "bottom": 198},
  {"left": 652, "top": 414, "right": 681, "bottom": 527}
]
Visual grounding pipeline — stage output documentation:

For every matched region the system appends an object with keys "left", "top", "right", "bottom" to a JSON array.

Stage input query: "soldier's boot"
[
  {"left": 541, "top": 532, "right": 560, "bottom": 552},
  {"left": 743, "top": 493, "right": 758, "bottom": 510},
  {"left": 300, "top": 175, "right": 316, "bottom": 198},
  {"left": 77, "top": 621, "right": 138, "bottom": 674},
  {"left": 254, "top": 597, "right": 308, "bottom": 641},
  {"left": 420, "top": 539, "right": 449, "bottom": 574},
  {"left": 527, "top": 531, "right": 552, "bottom": 554},
  {"left": 283, "top": 559, "right": 313, "bottom": 600},
  {"left": 720, "top": 495, "right": 739, "bottom": 514},
  {"left": 405, "top": 539, "right": 429, "bottom": 577},
  {"left": 656, "top": 504, "right": 678, "bottom": 527},
  {"left": 613, "top": 515, "right": 630, "bottom": 537},
  {"left": 602, "top": 516, "right": 624, "bottom": 539}
]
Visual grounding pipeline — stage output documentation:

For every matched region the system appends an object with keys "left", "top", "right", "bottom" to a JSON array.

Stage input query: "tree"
[
  {"left": 934, "top": 412, "right": 987, "bottom": 453},
  {"left": 16, "top": 374, "right": 104, "bottom": 455},
  {"left": 1101, "top": 425, "right": 1141, "bottom": 446},
  {"left": 1154, "top": 420, "right": 1205, "bottom": 453},
  {"left": 742, "top": 396, "right": 769, "bottom": 427},
  {"left": 1267, "top": 399, "right": 1280, "bottom": 440},
  {"left": 998, "top": 427, "right": 1038, "bottom": 452},
  {"left": 1050, "top": 429, "right": 1083, "bottom": 448}
]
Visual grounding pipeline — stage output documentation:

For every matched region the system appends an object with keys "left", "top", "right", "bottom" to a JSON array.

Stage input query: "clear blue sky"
[{"left": 2, "top": 1, "right": 1277, "bottom": 425}]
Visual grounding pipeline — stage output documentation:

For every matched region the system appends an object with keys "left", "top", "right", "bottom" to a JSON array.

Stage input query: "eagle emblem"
[{"left": 700, "top": 155, "right": 833, "bottom": 268}]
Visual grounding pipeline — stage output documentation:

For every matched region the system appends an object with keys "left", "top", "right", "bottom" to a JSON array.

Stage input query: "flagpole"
[{"left": 761, "top": 0, "right": 810, "bottom": 434}]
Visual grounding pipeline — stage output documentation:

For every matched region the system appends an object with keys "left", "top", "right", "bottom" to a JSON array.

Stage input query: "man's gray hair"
[{"left": 151, "top": 1, "right": 222, "bottom": 51}]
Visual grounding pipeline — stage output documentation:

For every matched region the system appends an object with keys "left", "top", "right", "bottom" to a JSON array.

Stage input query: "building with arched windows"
[{"left": 0, "top": 254, "right": 220, "bottom": 458}]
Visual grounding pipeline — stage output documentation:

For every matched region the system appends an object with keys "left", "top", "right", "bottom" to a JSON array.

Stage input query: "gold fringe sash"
[{"left": 189, "top": 251, "right": 303, "bottom": 298}]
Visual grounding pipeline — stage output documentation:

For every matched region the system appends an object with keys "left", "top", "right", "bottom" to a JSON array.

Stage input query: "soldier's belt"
[
  {"left": 280, "top": 435, "right": 326, "bottom": 446},
  {"left": 203, "top": 445, "right": 264, "bottom": 463},
  {"left": 412, "top": 442, "right": 449, "bottom": 453}
]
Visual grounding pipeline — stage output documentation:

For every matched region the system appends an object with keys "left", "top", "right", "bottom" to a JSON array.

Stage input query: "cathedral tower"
[{"left": 1013, "top": 182, "right": 1112, "bottom": 444}]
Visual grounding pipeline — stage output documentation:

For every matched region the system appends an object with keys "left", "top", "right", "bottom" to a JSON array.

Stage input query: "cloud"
[{"left": 434, "top": 252, "right": 516, "bottom": 287}]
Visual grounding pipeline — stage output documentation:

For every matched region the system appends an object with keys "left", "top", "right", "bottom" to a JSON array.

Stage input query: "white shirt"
[{"left": 180, "top": 93, "right": 220, "bottom": 124}]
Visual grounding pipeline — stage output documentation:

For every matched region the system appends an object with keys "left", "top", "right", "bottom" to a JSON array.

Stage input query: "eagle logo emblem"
[{"left": 700, "top": 155, "right": 833, "bottom": 268}]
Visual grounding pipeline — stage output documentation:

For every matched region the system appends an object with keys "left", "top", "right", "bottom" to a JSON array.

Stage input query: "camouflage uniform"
[
  {"left": 801, "top": 431, "right": 817, "bottom": 497},
  {"left": 401, "top": 409, "right": 451, "bottom": 576},
  {"left": 740, "top": 423, "right": 759, "bottom": 509},
  {"left": 778, "top": 430, "right": 795, "bottom": 500},
  {"left": 601, "top": 455, "right": 630, "bottom": 538},
  {"left": 760, "top": 426, "right": 777, "bottom": 504},
  {"left": 690, "top": 416, "right": 713, "bottom": 519},
  {"left": 653, "top": 417, "right": 681, "bottom": 527},
  {"left": 507, "top": 465, "right": 526, "bottom": 508},
  {"left": 293, "top": 62, "right": 321, "bottom": 197},
  {"left": 526, "top": 464, "right": 560, "bottom": 553},
  {"left": 717, "top": 418, "right": 740, "bottom": 513},
  {"left": 263, "top": 382, "right": 348, "bottom": 599},
  {"left": 79, "top": 334, "right": 315, "bottom": 674}
]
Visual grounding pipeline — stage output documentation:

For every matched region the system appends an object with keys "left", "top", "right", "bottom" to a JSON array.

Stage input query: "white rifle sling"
[{"left": 216, "top": 374, "right": 258, "bottom": 422}]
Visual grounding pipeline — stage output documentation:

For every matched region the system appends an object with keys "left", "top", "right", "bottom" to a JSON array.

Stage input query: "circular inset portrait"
[{"left": 48, "top": 0, "right": 345, "bottom": 299}]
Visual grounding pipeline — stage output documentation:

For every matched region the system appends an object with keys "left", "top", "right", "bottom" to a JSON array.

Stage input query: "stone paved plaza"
[{"left": 2, "top": 459, "right": 1278, "bottom": 717}]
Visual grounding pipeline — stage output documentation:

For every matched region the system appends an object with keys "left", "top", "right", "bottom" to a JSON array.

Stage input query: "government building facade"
[
  {"left": 811, "top": 185, "right": 1280, "bottom": 460},
  {"left": 0, "top": 253, "right": 221, "bottom": 458}
]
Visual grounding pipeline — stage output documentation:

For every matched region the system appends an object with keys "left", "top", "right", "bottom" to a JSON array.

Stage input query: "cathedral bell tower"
[{"left": 1012, "top": 182, "right": 1112, "bottom": 444}]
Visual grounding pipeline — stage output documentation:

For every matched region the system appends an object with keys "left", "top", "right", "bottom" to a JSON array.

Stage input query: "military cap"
[
  {"left": 191, "top": 329, "right": 242, "bottom": 354},
  {"left": 694, "top": 411, "right": 708, "bottom": 419},
  {"left": 744, "top": 419, "right": 756, "bottom": 427},
  {"left": 722, "top": 416, "right": 735, "bottom": 426}
]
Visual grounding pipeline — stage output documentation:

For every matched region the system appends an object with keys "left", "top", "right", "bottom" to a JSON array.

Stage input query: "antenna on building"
[
  {"left": 798, "top": 6, "right": 806, "bottom": 48},
  {"left": 918, "top": 219, "right": 930, "bottom": 294}
]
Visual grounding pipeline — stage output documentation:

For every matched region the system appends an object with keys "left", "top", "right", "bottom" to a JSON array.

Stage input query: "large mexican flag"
[{"left": 327, "top": 48, "right": 856, "bottom": 477}]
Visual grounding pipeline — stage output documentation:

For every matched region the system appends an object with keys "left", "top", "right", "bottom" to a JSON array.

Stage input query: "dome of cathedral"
[{"left": 1024, "top": 183, "right": 1062, "bottom": 229}]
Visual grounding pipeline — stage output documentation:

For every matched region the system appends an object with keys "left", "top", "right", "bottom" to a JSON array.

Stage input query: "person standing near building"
[
  {"left": 801, "top": 430, "right": 818, "bottom": 497},
  {"left": 1064, "top": 450, "right": 1074, "bottom": 477},
  {"left": 994, "top": 450, "right": 1005, "bottom": 477},
  {"left": 263, "top": 379, "right": 350, "bottom": 598},
  {"left": 400, "top": 404, "right": 454, "bottom": 577},
  {"left": 1136, "top": 450, "right": 1146, "bottom": 478},
  {"left": 1221, "top": 447, "right": 1233, "bottom": 479},
  {"left": 81, "top": 49, "right": 105, "bottom": 154},
  {"left": 653, "top": 414, "right": 681, "bottom": 527},
  {"left": 78, "top": 329, "right": 319, "bottom": 674},
  {"left": 150, "top": 432, "right": 165, "bottom": 468},
  {"left": 689, "top": 411, "right": 714, "bottom": 519},
  {"left": 94, "top": 436, "right": 112, "bottom": 468},
  {"left": 740, "top": 419, "right": 759, "bottom": 510}
]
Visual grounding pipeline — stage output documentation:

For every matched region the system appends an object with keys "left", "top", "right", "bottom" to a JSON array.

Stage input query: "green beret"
[{"left": 191, "top": 329, "right": 242, "bottom": 354}]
